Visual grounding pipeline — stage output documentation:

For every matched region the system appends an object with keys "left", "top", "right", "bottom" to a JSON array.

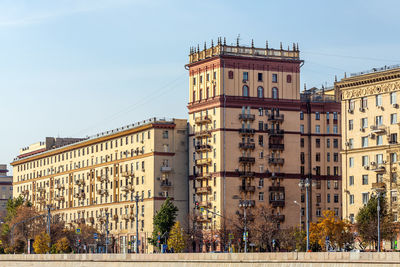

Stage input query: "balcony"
[
  {"left": 121, "top": 185, "right": 133, "bottom": 192},
  {"left": 55, "top": 196, "right": 65, "bottom": 202},
  {"left": 268, "top": 157, "right": 285, "bottom": 165},
  {"left": 239, "top": 114, "right": 255, "bottom": 121},
  {"left": 268, "top": 114, "right": 284, "bottom": 122},
  {"left": 239, "top": 171, "right": 255, "bottom": 178},
  {"left": 198, "top": 201, "right": 212, "bottom": 208},
  {"left": 97, "top": 175, "right": 108, "bottom": 183},
  {"left": 122, "top": 214, "right": 131, "bottom": 221},
  {"left": 121, "top": 171, "right": 134, "bottom": 177},
  {"left": 37, "top": 187, "right": 46, "bottom": 193},
  {"left": 270, "top": 214, "right": 285, "bottom": 222},
  {"left": 239, "top": 185, "right": 256, "bottom": 193},
  {"left": 239, "top": 200, "right": 255, "bottom": 207},
  {"left": 89, "top": 217, "right": 95, "bottom": 224},
  {"left": 195, "top": 144, "right": 212, "bottom": 152},
  {"left": 195, "top": 186, "right": 211, "bottom": 194},
  {"left": 239, "top": 128, "right": 255, "bottom": 136},
  {"left": 160, "top": 180, "right": 172, "bottom": 187},
  {"left": 55, "top": 183, "right": 65, "bottom": 190},
  {"left": 195, "top": 130, "right": 212, "bottom": 139},
  {"left": 269, "top": 186, "right": 285, "bottom": 192},
  {"left": 239, "top": 156, "right": 255, "bottom": 164},
  {"left": 372, "top": 182, "right": 386, "bottom": 191},
  {"left": 195, "top": 115, "right": 212, "bottom": 125},
  {"left": 370, "top": 125, "right": 386, "bottom": 134},
  {"left": 160, "top": 166, "right": 172, "bottom": 172},
  {"left": 269, "top": 172, "right": 284, "bottom": 180},
  {"left": 74, "top": 192, "right": 85, "bottom": 199},
  {"left": 194, "top": 215, "right": 211, "bottom": 222},
  {"left": 239, "top": 142, "right": 255, "bottom": 150},
  {"left": 267, "top": 129, "right": 284, "bottom": 136},
  {"left": 269, "top": 143, "right": 284, "bottom": 150},
  {"left": 195, "top": 158, "right": 212, "bottom": 166},
  {"left": 195, "top": 173, "right": 212, "bottom": 180},
  {"left": 74, "top": 179, "right": 85, "bottom": 186},
  {"left": 97, "top": 188, "right": 109, "bottom": 196},
  {"left": 270, "top": 199, "right": 285, "bottom": 207},
  {"left": 371, "top": 165, "right": 385, "bottom": 173}
]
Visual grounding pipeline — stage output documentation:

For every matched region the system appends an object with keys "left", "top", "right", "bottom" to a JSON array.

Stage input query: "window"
[
  {"left": 361, "top": 97, "right": 368, "bottom": 109},
  {"left": 316, "top": 194, "right": 321, "bottom": 203},
  {"left": 315, "top": 112, "right": 320, "bottom": 120},
  {"left": 391, "top": 114, "right": 397, "bottom": 124},
  {"left": 349, "top": 157, "right": 354, "bottom": 168},
  {"left": 376, "top": 154, "right": 383, "bottom": 164},
  {"left": 316, "top": 153, "right": 321, "bottom": 162},
  {"left": 349, "top": 138, "right": 354, "bottom": 149},
  {"left": 327, "top": 152, "right": 330, "bottom": 162},
  {"left": 258, "top": 121, "right": 264, "bottom": 131},
  {"left": 376, "top": 94, "right": 382, "bottom": 106},
  {"left": 392, "top": 173, "right": 398, "bottom": 183},
  {"left": 333, "top": 125, "right": 338, "bottom": 134},
  {"left": 257, "top": 86, "right": 264, "bottom": 98},
  {"left": 376, "top": 135, "right": 383, "bottom": 146},
  {"left": 300, "top": 152, "right": 305, "bottom": 164},
  {"left": 349, "top": 100, "right": 355, "bottom": 111},
  {"left": 242, "top": 85, "right": 249, "bottom": 97},
  {"left": 334, "top": 194, "right": 339, "bottom": 203},
  {"left": 286, "top": 74, "right": 292, "bottom": 83},
  {"left": 327, "top": 194, "right": 331, "bottom": 203},
  {"left": 391, "top": 92, "right": 397, "bottom": 105},
  {"left": 258, "top": 108, "right": 263, "bottom": 116},
  {"left": 243, "top": 72, "right": 248, "bottom": 81},
  {"left": 376, "top": 116, "right": 383, "bottom": 126},
  {"left": 362, "top": 193, "right": 369, "bottom": 205},
  {"left": 316, "top": 139, "right": 320, "bottom": 148},
  {"left": 272, "top": 73, "right": 278, "bottom": 82},
  {"left": 258, "top": 73, "right": 263, "bottom": 82},
  {"left": 259, "top": 192, "right": 264, "bottom": 201},
  {"left": 162, "top": 131, "right": 169, "bottom": 139},
  {"left": 300, "top": 111, "right": 304, "bottom": 120},
  {"left": 349, "top": 175, "right": 354, "bottom": 186},
  {"left": 300, "top": 138, "right": 304, "bottom": 147},
  {"left": 213, "top": 71, "right": 216, "bottom": 79},
  {"left": 258, "top": 135, "right": 263, "bottom": 146},
  {"left": 362, "top": 155, "right": 369, "bottom": 166},
  {"left": 362, "top": 175, "right": 368, "bottom": 185},
  {"left": 362, "top": 136, "right": 368, "bottom": 148},
  {"left": 300, "top": 124, "right": 304, "bottom": 133},
  {"left": 349, "top": 120, "right": 353, "bottom": 130},
  {"left": 327, "top": 125, "right": 330, "bottom": 134},
  {"left": 350, "top": 194, "right": 354, "bottom": 205},
  {"left": 206, "top": 73, "right": 209, "bottom": 81},
  {"left": 272, "top": 87, "right": 278, "bottom": 99},
  {"left": 334, "top": 153, "right": 339, "bottom": 162},
  {"left": 361, "top": 118, "right": 368, "bottom": 128},
  {"left": 315, "top": 125, "right": 320, "bottom": 133},
  {"left": 391, "top": 153, "right": 398, "bottom": 163},
  {"left": 228, "top": 71, "right": 233, "bottom": 79},
  {"left": 327, "top": 138, "right": 330, "bottom": 148},
  {"left": 193, "top": 77, "right": 196, "bottom": 85},
  {"left": 316, "top": 208, "right": 321, "bottom": 217}
]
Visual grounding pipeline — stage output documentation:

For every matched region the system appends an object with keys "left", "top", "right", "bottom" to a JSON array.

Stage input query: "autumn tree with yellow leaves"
[
  {"left": 167, "top": 221, "right": 186, "bottom": 253},
  {"left": 309, "top": 210, "right": 353, "bottom": 251}
]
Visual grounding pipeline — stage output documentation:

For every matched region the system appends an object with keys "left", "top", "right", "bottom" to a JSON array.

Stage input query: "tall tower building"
[{"left": 186, "top": 39, "right": 341, "bottom": 252}]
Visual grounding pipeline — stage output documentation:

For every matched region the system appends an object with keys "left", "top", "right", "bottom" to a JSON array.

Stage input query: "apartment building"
[
  {"left": 338, "top": 65, "right": 400, "bottom": 230},
  {"left": 0, "top": 165, "right": 12, "bottom": 221},
  {"left": 11, "top": 118, "right": 188, "bottom": 253},
  {"left": 186, "top": 39, "right": 341, "bottom": 252}
]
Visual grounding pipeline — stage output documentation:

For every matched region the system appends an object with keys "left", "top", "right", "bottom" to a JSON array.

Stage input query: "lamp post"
[
  {"left": 298, "top": 178, "right": 311, "bottom": 251},
  {"left": 372, "top": 182, "right": 385, "bottom": 252},
  {"left": 293, "top": 200, "right": 302, "bottom": 230},
  {"left": 134, "top": 195, "right": 143, "bottom": 253},
  {"left": 105, "top": 210, "right": 109, "bottom": 254},
  {"left": 238, "top": 200, "right": 252, "bottom": 253}
]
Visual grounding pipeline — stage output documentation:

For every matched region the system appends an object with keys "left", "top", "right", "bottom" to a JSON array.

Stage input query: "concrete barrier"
[{"left": 1, "top": 252, "right": 400, "bottom": 267}]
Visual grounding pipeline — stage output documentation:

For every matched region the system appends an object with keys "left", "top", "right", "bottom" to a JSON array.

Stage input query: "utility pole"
[
  {"left": 105, "top": 212, "right": 109, "bottom": 254},
  {"left": 46, "top": 204, "right": 52, "bottom": 251},
  {"left": 377, "top": 192, "right": 381, "bottom": 252},
  {"left": 134, "top": 195, "right": 142, "bottom": 253}
]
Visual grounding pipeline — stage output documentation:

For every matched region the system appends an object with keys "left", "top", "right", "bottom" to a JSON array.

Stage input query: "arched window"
[
  {"left": 287, "top": 74, "right": 292, "bottom": 83},
  {"left": 228, "top": 71, "right": 234, "bottom": 79},
  {"left": 272, "top": 87, "right": 278, "bottom": 99},
  {"left": 243, "top": 85, "right": 249, "bottom": 97},
  {"left": 257, "top": 86, "right": 264, "bottom": 98}
]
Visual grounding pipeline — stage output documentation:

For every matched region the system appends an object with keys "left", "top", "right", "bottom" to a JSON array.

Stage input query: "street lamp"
[
  {"left": 372, "top": 182, "right": 386, "bottom": 252},
  {"left": 238, "top": 199, "right": 252, "bottom": 253},
  {"left": 293, "top": 200, "right": 302, "bottom": 230},
  {"left": 298, "top": 178, "right": 311, "bottom": 251}
]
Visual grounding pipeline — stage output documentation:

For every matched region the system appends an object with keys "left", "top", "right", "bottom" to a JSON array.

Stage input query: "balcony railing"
[
  {"left": 239, "top": 142, "right": 255, "bottom": 150},
  {"left": 239, "top": 128, "right": 255, "bottom": 135},
  {"left": 161, "top": 180, "right": 172, "bottom": 187},
  {"left": 121, "top": 171, "right": 135, "bottom": 177},
  {"left": 195, "top": 186, "right": 211, "bottom": 194},
  {"left": 239, "top": 171, "right": 255, "bottom": 178},
  {"left": 269, "top": 172, "right": 284, "bottom": 179},
  {"left": 268, "top": 157, "right": 285, "bottom": 165},
  {"left": 239, "top": 200, "right": 255, "bottom": 207},
  {"left": 239, "top": 185, "right": 256, "bottom": 193},
  {"left": 97, "top": 189, "right": 108, "bottom": 196},
  {"left": 269, "top": 186, "right": 285, "bottom": 192},
  {"left": 371, "top": 165, "right": 385, "bottom": 172},
  {"left": 372, "top": 182, "right": 386, "bottom": 191},
  {"left": 97, "top": 175, "right": 108, "bottom": 182},
  {"left": 269, "top": 143, "right": 285, "bottom": 150},
  {"left": 370, "top": 125, "right": 386, "bottom": 134},
  {"left": 239, "top": 114, "right": 255, "bottom": 121},
  {"left": 267, "top": 114, "right": 284, "bottom": 122},
  {"left": 55, "top": 196, "right": 65, "bottom": 202},
  {"left": 267, "top": 129, "right": 284, "bottom": 136},
  {"left": 74, "top": 179, "right": 85, "bottom": 186},
  {"left": 270, "top": 199, "right": 285, "bottom": 207},
  {"left": 194, "top": 214, "right": 211, "bottom": 222},
  {"left": 270, "top": 214, "right": 285, "bottom": 222},
  {"left": 121, "top": 185, "right": 134, "bottom": 192},
  {"left": 239, "top": 157, "right": 255, "bottom": 163},
  {"left": 195, "top": 158, "right": 212, "bottom": 166},
  {"left": 195, "top": 130, "right": 212, "bottom": 138},
  {"left": 195, "top": 173, "right": 212, "bottom": 180},
  {"left": 195, "top": 144, "right": 212, "bottom": 152},
  {"left": 195, "top": 115, "right": 212, "bottom": 125},
  {"left": 160, "top": 166, "right": 172, "bottom": 172},
  {"left": 198, "top": 201, "right": 212, "bottom": 208},
  {"left": 55, "top": 184, "right": 65, "bottom": 190}
]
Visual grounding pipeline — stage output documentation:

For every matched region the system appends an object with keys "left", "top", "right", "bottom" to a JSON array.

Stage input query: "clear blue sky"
[{"left": 1, "top": 0, "right": 399, "bottom": 170}]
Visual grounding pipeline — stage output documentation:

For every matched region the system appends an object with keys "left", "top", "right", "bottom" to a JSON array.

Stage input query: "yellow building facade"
[
  {"left": 186, "top": 39, "right": 342, "bottom": 252},
  {"left": 11, "top": 118, "right": 188, "bottom": 253},
  {"left": 338, "top": 66, "right": 400, "bottom": 231}
]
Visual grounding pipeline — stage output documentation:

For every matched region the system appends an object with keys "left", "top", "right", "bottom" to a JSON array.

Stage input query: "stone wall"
[{"left": 1, "top": 252, "right": 400, "bottom": 267}]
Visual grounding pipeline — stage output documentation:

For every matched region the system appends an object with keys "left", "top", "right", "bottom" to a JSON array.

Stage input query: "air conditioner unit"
[
  {"left": 345, "top": 142, "right": 349, "bottom": 146},
  {"left": 383, "top": 160, "right": 387, "bottom": 164},
  {"left": 158, "top": 192, "right": 164, "bottom": 196},
  {"left": 156, "top": 177, "right": 161, "bottom": 181},
  {"left": 368, "top": 133, "right": 375, "bottom": 139},
  {"left": 377, "top": 105, "right": 383, "bottom": 110},
  {"left": 393, "top": 104, "right": 399, "bottom": 108},
  {"left": 359, "top": 107, "right": 365, "bottom": 112},
  {"left": 370, "top": 161, "right": 376, "bottom": 165},
  {"left": 363, "top": 165, "right": 369, "bottom": 170},
  {"left": 360, "top": 128, "right": 365, "bottom": 132},
  {"left": 348, "top": 109, "right": 354, "bottom": 114}
]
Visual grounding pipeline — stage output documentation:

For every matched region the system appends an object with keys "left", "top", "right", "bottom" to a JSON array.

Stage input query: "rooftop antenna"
[{"left": 236, "top": 34, "right": 240, "bottom": 46}]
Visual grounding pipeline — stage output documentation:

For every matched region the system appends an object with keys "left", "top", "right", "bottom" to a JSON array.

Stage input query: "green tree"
[
  {"left": 149, "top": 198, "right": 178, "bottom": 247},
  {"left": 54, "top": 237, "right": 70, "bottom": 253},
  {"left": 167, "top": 221, "right": 186, "bottom": 252},
  {"left": 356, "top": 194, "right": 396, "bottom": 249},
  {"left": 33, "top": 232, "right": 50, "bottom": 254}
]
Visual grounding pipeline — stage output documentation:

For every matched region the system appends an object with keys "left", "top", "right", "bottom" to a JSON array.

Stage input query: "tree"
[
  {"left": 309, "top": 210, "right": 353, "bottom": 251},
  {"left": 356, "top": 194, "right": 396, "bottom": 249},
  {"left": 251, "top": 204, "right": 279, "bottom": 251},
  {"left": 33, "top": 232, "right": 50, "bottom": 254},
  {"left": 54, "top": 237, "right": 70, "bottom": 253},
  {"left": 149, "top": 198, "right": 178, "bottom": 247},
  {"left": 167, "top": 221, "right": 186, "bottom": 252}
]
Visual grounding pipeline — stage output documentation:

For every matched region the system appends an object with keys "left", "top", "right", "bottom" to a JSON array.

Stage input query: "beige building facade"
[
  {"left": 186, "top": 39, "right": 342, "bottom": 252},
  {"left": 338, "top": 66, "right": 400, "bottom": 235},
  {"left": 11, "top": 118, "right": 188, "bottom": 253}
]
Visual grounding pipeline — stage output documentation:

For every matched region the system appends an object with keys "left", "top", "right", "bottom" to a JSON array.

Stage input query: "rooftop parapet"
[{"left": 188, "top": 38, "right": 300, "bottom": 64}]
